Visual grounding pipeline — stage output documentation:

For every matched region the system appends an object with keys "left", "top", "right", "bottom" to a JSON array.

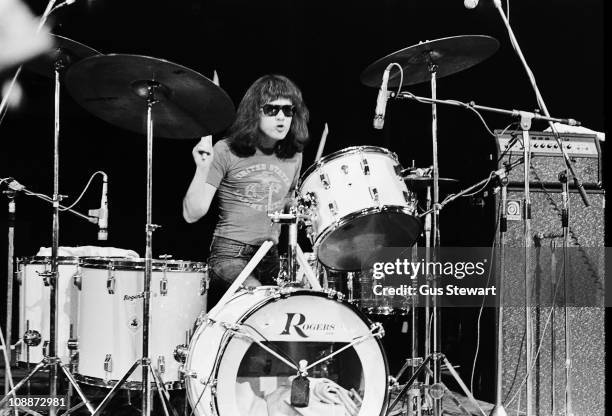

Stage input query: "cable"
[
  {"left": 504, "top": 255, "right": 565, "bottom": 408},
  {"left": 470, "top": 196, "right": 501, "bottom": 393},
  {"left": 58, "top": 171, "right": 106, "bottom": 211}
]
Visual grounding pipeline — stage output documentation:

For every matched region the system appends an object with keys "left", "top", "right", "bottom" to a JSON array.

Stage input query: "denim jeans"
[{"left": 207, "top": 236, "right": 279, "bottom": 309}]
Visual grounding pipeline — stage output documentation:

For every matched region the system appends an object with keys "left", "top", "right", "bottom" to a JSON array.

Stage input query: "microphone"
[
  {"left": 373, "top": 65, "right": 391, "bottom": 130},
  {"left": 98, "top": 173, "right": 108, "bottom": 241},
  {"left": 464, "top": 0, "right": 479, "bottom": 9}
]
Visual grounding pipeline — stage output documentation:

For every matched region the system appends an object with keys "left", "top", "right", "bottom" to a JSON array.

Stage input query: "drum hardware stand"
[
  {"left": 90, "top": 83, "right": 175, "bottom": 416},
  {"left": 393, "top": 91, "right": 533, "bottom": 416},
  {"left": 268, "top": 208, "right": 322, "bottom": 290},
  {"left": 1, "top": 57, "right": 98, "bottom": 416},
  {"left": 2, "top": 187, "right": 17, "bottom": 396},
  {"left": 387, "top": 352, "right": 486, "bottom": 416}
]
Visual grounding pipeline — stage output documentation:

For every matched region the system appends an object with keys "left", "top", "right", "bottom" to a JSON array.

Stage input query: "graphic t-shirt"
[{"left": 206, "top": 139, "right": 302, "bottom": 245}]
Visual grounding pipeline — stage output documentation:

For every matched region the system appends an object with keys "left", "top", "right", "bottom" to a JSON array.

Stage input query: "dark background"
[{"left": 0, "top": 0, "right": 605, "bottom": 404}]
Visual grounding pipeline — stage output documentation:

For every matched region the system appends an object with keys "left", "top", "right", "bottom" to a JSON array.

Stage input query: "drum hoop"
[
  {"left": 18, "top": 256, "right": 80, "bottom": 265},
  {"left": 299, "top": 145, "right": 399, "bottom": 185},
  {"left": 79, "top": 257, "right": 207, "bottom": 272},
  {"left": 312, "top": 205, "right": 420, "bottom": 265},
  {"left": 189, "top": 287, "right": 390, "bottom": 416}
]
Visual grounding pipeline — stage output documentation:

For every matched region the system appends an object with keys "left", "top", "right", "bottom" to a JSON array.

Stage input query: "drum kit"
[{"left": 0, "top": 21, "right": 584, "bottom": 416}]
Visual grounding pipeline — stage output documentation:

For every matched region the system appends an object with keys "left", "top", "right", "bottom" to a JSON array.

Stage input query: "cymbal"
[
  {"left": 403, "top": 175, "right": 459, "bottom": 189},
  {"left": 25, "top": 35, "right": 101, "bottom": 78},
  {"left": 65, "top": 54, "right": 235, "bottom": 138},
  {"left": 361, "top": 35, "right": 499, "bottom": 88}
]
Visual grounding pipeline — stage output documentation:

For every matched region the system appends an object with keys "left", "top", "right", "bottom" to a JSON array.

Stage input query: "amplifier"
[
  {"left": 495, "top": 187, "right": 605, "bottom": 416},
  {"left": 495, "top": 130, "right": 602, "bottom": 188}
]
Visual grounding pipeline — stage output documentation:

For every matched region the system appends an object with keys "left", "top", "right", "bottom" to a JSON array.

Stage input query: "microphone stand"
[
  {"left": 0, "top": 52, "right": 95, "bottom": 416},
  {"left": 492, "top": 0, "right": 590, "bottom": 209},
  {"left": 559, "top": 171, "right": 574, "bottom": 416}
]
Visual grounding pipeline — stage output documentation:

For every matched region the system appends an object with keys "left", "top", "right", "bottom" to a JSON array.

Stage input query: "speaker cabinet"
[{"left": 497, "top": 187, "right": 605, "bottom": 416}]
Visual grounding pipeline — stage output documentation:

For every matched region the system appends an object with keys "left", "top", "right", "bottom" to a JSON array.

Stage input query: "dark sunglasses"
[{"left": 261, "top": 104, "right": 296, "bottom": 117}]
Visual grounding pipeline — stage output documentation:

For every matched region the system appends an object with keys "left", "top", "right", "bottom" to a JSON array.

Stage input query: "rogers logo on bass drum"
[{"left": 279, "top": 313, "right": 336, "bottom": 338}]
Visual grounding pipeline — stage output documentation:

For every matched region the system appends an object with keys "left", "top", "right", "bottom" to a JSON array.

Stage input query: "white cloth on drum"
[
  {"left": 36, "top": 246, "right": 139, "bottom": 258},
  {"left": 235, "top": 377, "right": 360, "bottom": 416}
]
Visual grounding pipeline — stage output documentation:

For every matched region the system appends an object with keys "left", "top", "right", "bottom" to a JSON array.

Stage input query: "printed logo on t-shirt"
[{"left": 234, "top": 163, "right": 292, "bottom": 212}]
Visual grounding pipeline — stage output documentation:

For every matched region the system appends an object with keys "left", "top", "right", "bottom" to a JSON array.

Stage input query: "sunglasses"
[{"left": 261, "top": 104, "right": 296, "bottom": 117}]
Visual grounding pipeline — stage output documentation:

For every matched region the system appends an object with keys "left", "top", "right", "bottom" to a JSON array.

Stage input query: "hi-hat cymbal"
[
  {"left": 361, "top": 35, "right": 499, "bottom": 88},
  {"left": 65, "top": 54, "right": 235, "bottom": 138},
  {"left": 26, "top": 35, "right": 101, "bottom": 78},
  {"left": 403, "top": 175, "right": 459, "bottom": 189}
]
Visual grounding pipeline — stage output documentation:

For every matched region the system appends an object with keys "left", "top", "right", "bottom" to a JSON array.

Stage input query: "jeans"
[{"left": 207, "top": 236, "right": 279, "bottom": 309}]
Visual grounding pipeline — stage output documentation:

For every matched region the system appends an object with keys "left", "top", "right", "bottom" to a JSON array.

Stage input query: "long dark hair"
[{"left": 226, "top": 74, "right": 309, "bottom": 158}]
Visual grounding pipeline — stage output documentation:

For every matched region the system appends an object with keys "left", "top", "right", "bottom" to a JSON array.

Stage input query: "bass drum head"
[
  {"left": 186, "top": 288, "right": 389, "bottom": 416},
  {"left": 317, "top": 209, "right": 422, "bottom": 271}
]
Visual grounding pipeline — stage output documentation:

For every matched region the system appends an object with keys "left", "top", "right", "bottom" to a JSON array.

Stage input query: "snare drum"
[
  {"left": 299, "top": 146, "right": 421, "bottom": 271},
  {"left": 74, "top": 257, "right": 208, "bottom": 389},
  {"left": 184, "top": 287, "right": 389, "bottom": 416},
  {"left": 16, "top": 256, "right": 80, "bottom": 364}
]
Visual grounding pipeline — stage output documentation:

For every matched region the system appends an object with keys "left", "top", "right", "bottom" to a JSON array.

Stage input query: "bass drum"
[{"left": 185, "top": 287, "right": 389, "bottom": 416}]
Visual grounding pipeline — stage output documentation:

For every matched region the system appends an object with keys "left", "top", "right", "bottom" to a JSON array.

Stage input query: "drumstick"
[
  {"left": 296, "top": 246, "right": 322, "bottom": 290},
  {"left": 314, "top": 123, "right": 329, "bottom": 162},
  {"left": 207, "top": 241, "right": 274, "bottom": 320}
]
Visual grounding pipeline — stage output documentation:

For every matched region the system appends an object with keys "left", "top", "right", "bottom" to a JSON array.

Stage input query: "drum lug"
[
  {"left": 324, "top": 288, "right": 337, "bottom": 298},
  {"left": 199, "top": 276, "right": 209, "bottom": 295},
  {"left": 369, "top": 187, "right": 380, "bottom": 203},
  {"left": 394, "top": 164, "right": 403, "bottom": 177},
  {"left": 72, "top": 269, "right": 82, "bottom": 290},
  {"left": 157, "top": 356, "right": 166, "bottom": 374},
  {"left": 318, "top": 172, "right": 331, "bottom": 189},
  {"left": 16, "top": 263, "right": 23, "bottom": 285},
  {"left": 107, "top": 268, "right": 116, "bottom": 294},
  {"left": 37, "top": 270, "right": 53, "bottom": 287},
  {"left": 104, "top": 354, "right": 113, "bottom": 373},
  {"left": 160, "top": 276, "right": 168, "bottom": 296},
  {"left": 181, "top": 368, "right": 198, "bottom": 379},
  {"left": 360, "top": 158, "right": 370, "bottom": 175},
  {"left": 403, "top": 191, "right": 411, "bottom": 204},
  {"left": 328, "top": 201, "right": 338, "bottom": 216}
]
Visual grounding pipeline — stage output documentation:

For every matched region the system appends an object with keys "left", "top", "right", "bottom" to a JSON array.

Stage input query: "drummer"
[{"left": 183, "top": 74, "right": 309, "bottom": 308}]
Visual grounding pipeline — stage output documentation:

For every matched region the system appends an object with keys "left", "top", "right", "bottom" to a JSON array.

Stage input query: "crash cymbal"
[
  {"left": 65, "top": 54, "right": 235, "bottom": 138},
  {"left": 25, "top": 35, "right": 101, "bottom": 78},
  {"left": 361, "top": 35, "right": 499, "bottom": 88},
  {"left": 403, "top": 175, "right": 459, "bottom": 189}
]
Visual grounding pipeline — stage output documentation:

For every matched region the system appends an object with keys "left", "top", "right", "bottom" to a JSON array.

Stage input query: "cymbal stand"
[
  {"left": 91, "top": 83, "right": 174, "bottom": 416},
  {"left": 0, "top": 52, "right": 96, "bottom": 416}
]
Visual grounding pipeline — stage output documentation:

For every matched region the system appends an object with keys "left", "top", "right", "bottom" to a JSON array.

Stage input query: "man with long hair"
[{"left": 183, "top": 74, "right": 309, "bottom": 308}]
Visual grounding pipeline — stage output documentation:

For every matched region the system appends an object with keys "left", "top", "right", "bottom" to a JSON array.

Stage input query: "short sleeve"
[
  {"left": 206, "top": 139, "right": 232, "bottom": 188},
  {"left": 289, "top": 153, "right": 303, "bottom": 192}
]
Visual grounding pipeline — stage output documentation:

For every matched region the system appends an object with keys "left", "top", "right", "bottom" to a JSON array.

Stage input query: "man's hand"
[{"left": 192, "top": 135, "right": 214, "bottom": 170}]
